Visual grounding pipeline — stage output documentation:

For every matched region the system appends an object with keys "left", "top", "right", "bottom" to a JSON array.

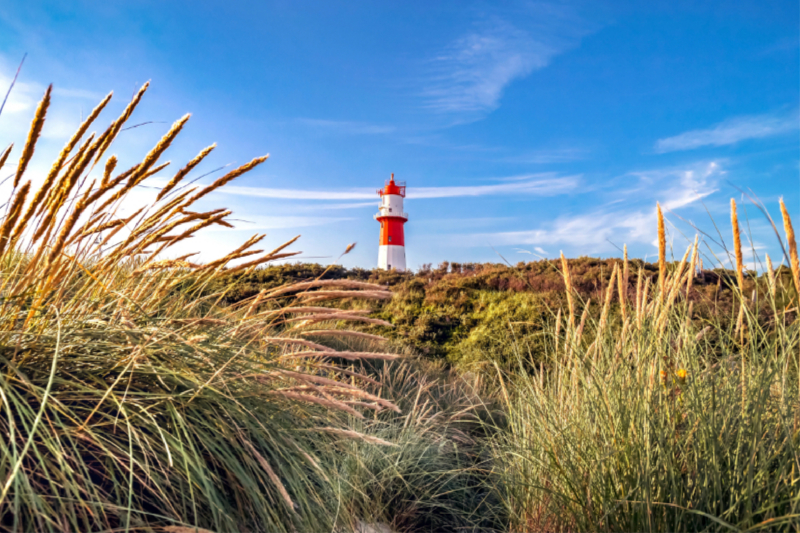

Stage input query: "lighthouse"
[{"left": 375, "top": 173, "right": 408, "bottom": 271}]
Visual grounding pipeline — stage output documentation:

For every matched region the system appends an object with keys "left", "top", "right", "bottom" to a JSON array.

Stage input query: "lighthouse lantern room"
[{"left": 374, "top": 173, "right": 408, "bottom": 271}]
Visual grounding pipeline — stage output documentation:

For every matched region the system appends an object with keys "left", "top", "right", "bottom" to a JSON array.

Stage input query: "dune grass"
[
  {"left": 0, "top": 83, "right": 411, "bottom": 532},
  {"left": 494, "top": 203, "right": 800, "bottom": 532}
]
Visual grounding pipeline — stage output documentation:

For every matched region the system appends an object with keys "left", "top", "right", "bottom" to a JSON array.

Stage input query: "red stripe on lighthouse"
[{"left": 378, "top": 218, "right": 405, "bottom": 246}]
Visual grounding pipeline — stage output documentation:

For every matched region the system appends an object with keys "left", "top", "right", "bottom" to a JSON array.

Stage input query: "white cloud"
[
  {"left": 213, "top": 174, "right": 578, "bottom": 201},
  {"left": 468, "top": 161, "right": 723, "bottom": 252},
  {"left": 655, "top": 110, "right": 799, "bottom": 153},
  {"left": 423, "top": 8, "right": 589, "bottom": 118}
]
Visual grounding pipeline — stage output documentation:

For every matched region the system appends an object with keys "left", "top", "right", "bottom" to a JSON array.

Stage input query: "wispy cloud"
[
  {"left": 215, "top": 174, "right": 578, "bottom": 201},
  {"left": 412, "top": 174, "right": 577, "bottom": 198},
  {"left": 295, "top": 118, "right": 396, "bottom": 135},
  {"left": 655, "top": 110, "right": 799, "bottom": 153},
  {"left": 467, "top": 161, "right": 723, "bottom": 253},
  {"left": 423, "top": 6, "right": 590, "bottom": 118},
  {"left": 219, "top": 215, "right": 355, "bottom": 231}
]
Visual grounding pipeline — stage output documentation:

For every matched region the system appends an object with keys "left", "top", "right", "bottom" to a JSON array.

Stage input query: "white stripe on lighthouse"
[{"left": 378, "top": 245, "right": 406, "bottom": 271}]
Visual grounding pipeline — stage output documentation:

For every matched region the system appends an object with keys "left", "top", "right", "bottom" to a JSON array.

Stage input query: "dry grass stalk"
[
  {"left": 657, "top": 202, "right": 666, "bottom": 301},
  {"left": 30, "top": 134, "right": 97, "bottom": 242},
  {"left": 618, "top": 263, "right": 627, "bottom": 324},
  {"left": 305, "top": 385, "right": 398, "bottom": 412},
  {"left": 554, "top": 308, "right": 562, "bottom": 343},
  {"left": 270, "top": 306, "right": 369, "bottom": 316},
  {"left": 267, "top": 279, "right": 389, "bottom": 298},
  {"left": 196, "top": 234, "right": 266, "bottom": 271},
  {"left": 131, "top": 114, "right": 191, "bottom": 186},
  {"left": 635, "top": 268, "right": 643, "bottom": 330},
  {"left": 14, "top": 85, "right": 51, "bottom": 187},
  {"left": 779, "top": 198, "right": 800, "bottom": 397},
  {"left": 157, "top": 143, "right": 216, "bottom": 201},
  {"left": 38, "top": 91, "right": 112, "bottom": 207},
  {"left": 186, "top": 155, "right": 269, "bottom": 206},
  {"left": 765, "top": 254, "right": 776, "bottom": 298},
  {"left": 263, "top": 337, "right": 330, "bottom": 352},
  {"left": 560, "top": 252, "right": 576, "bottom": 330},
  {"left": 599, "top": 264, "right": 618, "bottom": 335},
  {"left": 640, "top": 276, "right": 651, "bottom": 327},
  {"left": 731, "top": 199, "right": 745, "bottom": 293},
  {"left": 101, "top": 155, "right": 117, "bottom": 187},
  {"left": 620, "top": 245, "right": 629, "bottom": 317},
  {"left": 656, "top": 244, "right": 693, "bottom": 335},
  {"left": 282, "top": 350, "right": 399, "bottom": 361},
  {"left": 779, "top": 198, "right": 800, "bottom": 296},
  {"left": 274, "top": 381, "right": 393, "bottom": 413},
  {"left": 271, "top": 390, "right": 365, "bottom": 420},
  {"left": 315, "top": 427, "right": 398, "bottom": 447},
  {"left": 261, "top": 234, "right": 301, "bottom": 259},
  {"left": 0, "top": 181, "right": 31, "bottom": 257},
  {"left": 299, "top": 290, "right": 392, "bottom": 302},
  {"left": 311, "top": 363, "right": 381, "bottom": 386},
  {"left": 686, "top": 235, "right": 699, "bottom": 296},
  {"left": 285, "top": 313, "right": 392, "bottom": 328},
  {"left": 575, "top": 300, "right": 591, "bottom": 346},
  {"left": 300, "top": 330, "right": 387, "bottom": 343},
  {"left": 274, "top": 369, "right": 365, "bottom": 391},
  {"left": 163, "top": 527, "right": 216, "bottom": 533},
  {"left": 94, "top": 82, "right": 150, "bottom": 159},
  {"left": 95, "top": 156, "right": 171, "bottom": 214},
  {"left": 225, "top": 251, "right": 301, "bottom": 274},
  {"left": 241, "top": 439, "right": 295, "bottom": 509},
  {"left": 0, "top": 144, "right": 12, "bottom": 173},
  {"left": 126, "top": 209, "right": 232, "bottom": 261}
]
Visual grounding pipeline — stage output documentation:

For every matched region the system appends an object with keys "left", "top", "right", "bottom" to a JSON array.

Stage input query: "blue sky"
[{"left": 0, "top": 1, "right": 798, "bottom": 270}]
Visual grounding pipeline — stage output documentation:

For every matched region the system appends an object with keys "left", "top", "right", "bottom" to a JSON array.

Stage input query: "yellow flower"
[{"left": 676, "top": 368, "right": 688, "bottom": 381}]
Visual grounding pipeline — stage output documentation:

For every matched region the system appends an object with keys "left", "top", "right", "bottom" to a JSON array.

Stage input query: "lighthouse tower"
[{"left": 375, "top": 173, "right": 408, "bottom": 271}]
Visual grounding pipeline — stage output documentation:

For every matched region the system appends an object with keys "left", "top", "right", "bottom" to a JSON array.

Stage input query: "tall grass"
[
  {"left": 0, "top": 84, "right": 405, "bottom": 531},
  {"left": 496, "top": 205, "right": 800, "bottom": 532},
  {"left": 330, "top": 357, "right": 505, "bottom": 532}
]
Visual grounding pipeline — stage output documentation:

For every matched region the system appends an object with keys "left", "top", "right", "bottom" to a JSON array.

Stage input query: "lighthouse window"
[{"left": 388, "top": 236, "right": 392, "bottom": 242}]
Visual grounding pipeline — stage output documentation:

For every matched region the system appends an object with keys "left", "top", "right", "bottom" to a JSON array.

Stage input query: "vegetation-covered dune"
[{"left": 212, "top": 256, "right": 797, "bottom": 369}]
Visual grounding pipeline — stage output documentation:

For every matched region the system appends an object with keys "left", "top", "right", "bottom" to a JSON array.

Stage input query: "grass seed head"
[
  {"left": 14, "top": 85, "right": 51, "bottom": 187},
  {"left": 0, "top": 144, "right": 12, "bottom": 173},
  {"left": 780, "top": 198, "right": 800, "bottom": 296}
]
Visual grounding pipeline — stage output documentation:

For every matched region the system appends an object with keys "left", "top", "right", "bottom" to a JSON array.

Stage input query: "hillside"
[{"left": 211, "top": 258, "right": 796, "bottom": 368}]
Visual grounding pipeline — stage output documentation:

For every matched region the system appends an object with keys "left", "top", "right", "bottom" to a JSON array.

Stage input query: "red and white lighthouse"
[{"left": 375, "top": 173, "right": 408, "bottom": 271}]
